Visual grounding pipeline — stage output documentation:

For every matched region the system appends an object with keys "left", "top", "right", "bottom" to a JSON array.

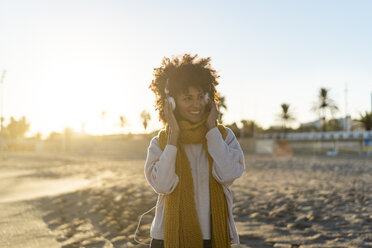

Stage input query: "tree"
[
  {"left": 217, "top": 95, "right": 227, "bottom": 123},
  {"left": 296, "top": 125, "right": 320, "bottom": 133},
  {"left": 140, "top": 110, "right": 151, "bottom": 133},
  {"left": 357, "top": 111, "right": 372, "bottom": 131},
  {"left": 326, "top": 119, "right": 343, "bottom": 131},
  {"left": 312, "top": 88, "right": 338, "bottom": 131},
  {"left": 29, "top": 132, "right": 42, "bottom": 140},
  {"left": 119, "top": 115, "right": 126, "bottom": 134},
  {"left": 226, "top": 122, "right": 240, "bottom": 138},
  {"left": 46, "top": 131, "right": 62, "bottom": 141},
  {"left": 241, "top": 119, "right": 260, "bottom": 137},
  {"left": 4, "top": 116, "right": 30, "bottom": 139},
  {"left": 278, "top": 103, "right": 295, "bottom": 131}
]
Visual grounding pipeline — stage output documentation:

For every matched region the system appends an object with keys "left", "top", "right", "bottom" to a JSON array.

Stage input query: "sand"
[
  {"left": 0, "top": 150, "right": 371, "bottom": 248},
  {"left": 233, "top": 155, "right": 372, "bottom": 248}
]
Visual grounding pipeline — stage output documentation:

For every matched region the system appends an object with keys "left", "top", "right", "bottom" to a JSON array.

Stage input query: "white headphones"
[{"left": 164, "top": 79, "right": 209, "bottom": 111}]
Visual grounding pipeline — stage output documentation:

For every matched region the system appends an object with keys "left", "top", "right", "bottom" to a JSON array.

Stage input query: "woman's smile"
[
  {"left": 189, "top": 110, "right": 201, "bottom": 115},
  {"left": 175, "top": 86, "right": 207, "bottom": 123}
]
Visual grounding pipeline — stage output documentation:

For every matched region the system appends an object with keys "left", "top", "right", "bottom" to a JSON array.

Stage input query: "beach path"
[
  {"left": 0, "top": 200, "right": 61, "bottom": 248},
  {"left": 0, "top": 166, "right": 90, "bottom": 248}
]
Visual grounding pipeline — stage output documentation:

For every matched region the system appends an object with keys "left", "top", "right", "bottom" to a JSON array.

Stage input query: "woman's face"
[{"left": 175, "top": 86, "right": 207, "bottom": 123}]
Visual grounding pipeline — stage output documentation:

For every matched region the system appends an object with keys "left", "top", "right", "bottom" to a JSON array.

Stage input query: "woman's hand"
[
  {"left": 206, "top": 99, "right": 219, "bottom": 130},
  {"left": 164, "top": 99, "right": 180, "bottom": 146}
]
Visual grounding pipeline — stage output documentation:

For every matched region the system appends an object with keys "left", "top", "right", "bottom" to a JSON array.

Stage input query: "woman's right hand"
[{"left": 164, "top": 99, "right": 180, "bottom": 146}]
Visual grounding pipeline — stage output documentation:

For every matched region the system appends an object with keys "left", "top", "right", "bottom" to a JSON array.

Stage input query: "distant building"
[
  {"left": 337, "top": 116, "right": 351, "bottom": 131},
  {"left": 351, "top": 120, "right": 364, "bottom": 131},
  {"left": 268, "top": 125, "right": 282, "bottom": 130},
  {"left": 300, "top": 119, "right": 322, "bottom": 130},
  {"left": 300, "top": 116, "right": 361, "bottom": 131}
]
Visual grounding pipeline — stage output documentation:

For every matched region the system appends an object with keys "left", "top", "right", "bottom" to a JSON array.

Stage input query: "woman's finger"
[
  {"left": 165, "top": 99, "right": 176, "bottom": 127},
  {"left": 208, "top": 98, "right": 215, "bottom": 110},
  {"left": 208, "top": 100, "right": 219, "bottom": 122},
  {"left": 164, "top": 99, "right": 170, "bottom": 122},
  {"left": 210, "top": 100, "right": 217, "bottom": 114},
  {"left": 214, "top": 100, "right": 218, "bottom": 110}
]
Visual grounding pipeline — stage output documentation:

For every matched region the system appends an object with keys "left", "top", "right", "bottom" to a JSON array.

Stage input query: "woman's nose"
[{"left": 192, "top": 98, "right": 203, "bottom": 107}]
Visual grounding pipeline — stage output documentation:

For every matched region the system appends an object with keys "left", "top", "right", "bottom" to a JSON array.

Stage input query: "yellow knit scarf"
[{"left": 158, "top": 113, "right": 231, "bottom": 248}]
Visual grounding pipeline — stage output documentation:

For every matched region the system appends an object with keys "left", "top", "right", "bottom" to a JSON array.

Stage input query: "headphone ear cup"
[
  {"left": 204, "top": 93, "right": 209, "bottom": 104},
  {"left": 168, "top": 97, "right": 176, "bottom": 111}
]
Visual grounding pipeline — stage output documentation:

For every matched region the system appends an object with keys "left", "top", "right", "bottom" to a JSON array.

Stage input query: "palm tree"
[
  {"left": 217, "top": 96, "right": 227, "bottom": 123},
  {"left": 312, "top": 88, "right": 338, "bottom": 131},
  {"left": 140, "top": 110, "right": 151, "bottom": 133},
  {"left": 119, "top": 115, "right": 126, "bottom": 135},
  {"left": 278, "top": 103, "right": 295, "bottom": 131},
  {"left": 357, "top": 111, "right": 372, "bottom": 131}
]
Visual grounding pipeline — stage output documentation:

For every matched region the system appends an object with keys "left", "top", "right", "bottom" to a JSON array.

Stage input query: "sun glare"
[{"left": 28, "top": 51, "right": 155, "bottom": 137}]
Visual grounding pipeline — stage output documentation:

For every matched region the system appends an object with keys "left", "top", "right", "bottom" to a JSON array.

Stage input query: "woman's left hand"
[{"left": 206, "top": 99, "right": 219, "bottom": 130}]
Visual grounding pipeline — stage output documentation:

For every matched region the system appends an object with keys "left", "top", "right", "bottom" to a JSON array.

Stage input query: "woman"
[{"left": 145, "top": 54, "right": 245, "bottom": 248}]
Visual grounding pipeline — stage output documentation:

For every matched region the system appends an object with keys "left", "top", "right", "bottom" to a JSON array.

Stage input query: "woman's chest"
[{"left": 183, "top": 143, "right": 210, "bottom": 183}]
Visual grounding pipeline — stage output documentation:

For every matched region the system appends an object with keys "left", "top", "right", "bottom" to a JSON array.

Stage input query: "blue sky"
[{"left": 0, "top": 0, "right": 371, "bottom": 136}]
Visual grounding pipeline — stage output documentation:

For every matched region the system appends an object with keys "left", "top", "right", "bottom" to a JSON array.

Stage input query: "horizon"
[
  {"left": 1, "top": 0, "right": 371, "bottom": 138},
  {"left": 3, "top": 111, "right": 370, "bottom": 140}
]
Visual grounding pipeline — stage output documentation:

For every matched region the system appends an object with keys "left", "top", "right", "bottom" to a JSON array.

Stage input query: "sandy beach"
[{"left": 0, "top": 150, "right": 371, "bottom": 248}]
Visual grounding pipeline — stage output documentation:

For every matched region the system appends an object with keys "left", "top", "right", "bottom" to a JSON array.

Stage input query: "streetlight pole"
[
  {"left": 0, "top": 70, "right": 6, "bottom": 160},
  {"left": 344, "top": 82, "right": 350, "bottom": 131},
  {"left": 0, "top": 70, "right": 6, "bottom": 134}
]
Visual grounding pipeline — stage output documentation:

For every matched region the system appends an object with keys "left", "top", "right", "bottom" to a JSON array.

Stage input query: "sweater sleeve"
[
  {"left": 144, "top": 136, "right": 179, "bottom": 194},
  {"left": 206, "top": 127, "right": 245, "bottom": 186}
]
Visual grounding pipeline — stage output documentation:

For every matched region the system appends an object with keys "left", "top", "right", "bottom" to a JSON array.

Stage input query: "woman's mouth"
[{"left": 189, "top": 111, "right": 201, "bottom": 115}]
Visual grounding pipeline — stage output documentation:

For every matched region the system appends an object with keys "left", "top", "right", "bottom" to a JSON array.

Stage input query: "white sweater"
[{"left": 144, "top": 127, "right": 245, "bottom": 244}]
